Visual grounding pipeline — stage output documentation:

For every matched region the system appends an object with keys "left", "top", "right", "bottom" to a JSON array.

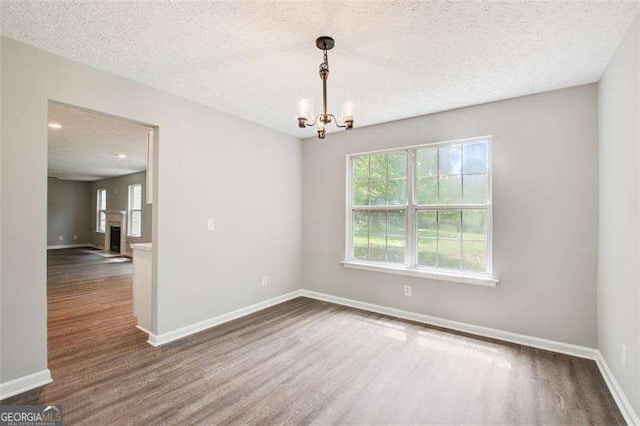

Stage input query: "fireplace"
[
  {"left": 110, "top": 226, "right": 121, "bottom": 252},
  {"left": 104, "top": 211, "right": 127, "bottom": 255}
]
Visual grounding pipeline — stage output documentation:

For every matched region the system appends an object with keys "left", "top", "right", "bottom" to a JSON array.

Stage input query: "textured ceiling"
[
  {"left": 3, "top": 1, "right": 639, "bottom": 138},
  {"left": 48, "top": 103, "right": 150, "bottom": 181}
]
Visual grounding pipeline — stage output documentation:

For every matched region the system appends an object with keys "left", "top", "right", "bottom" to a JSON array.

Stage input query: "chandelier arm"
[
  {"left": 327, "top": 114, "right": 347, "bottom": 128},
  {"left": 305, "top": 113, "right": 322, "bottom": 127}
]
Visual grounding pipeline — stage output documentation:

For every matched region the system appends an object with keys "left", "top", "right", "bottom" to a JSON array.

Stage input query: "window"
[
  {"left": 345, "top": 136, "right": 495, "bottom": 284},
  {"left": 96, "top": 188, "right": 107, "bottom": 233},
  {"left": 128, "top": 184, "right": 142, "bottom": 237}
]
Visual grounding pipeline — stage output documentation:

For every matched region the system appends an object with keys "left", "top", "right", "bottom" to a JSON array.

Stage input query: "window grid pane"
[
  {"left": 462, "top": 209, "right": 487, "bottom": 272},
  {"left": 415, "top": 207, "right": 488, "bottom": 273},
  {"left": 130, "top": 210, "right": 142, "bottom": 237},
  {"left": 98, "top": 211, "right": 106, "bottom": 233},
  {"left": 97, "top": 189, "right": 107, "bottom": 232},
  {"left": 353, "top": 210, "right": 369, "bottom": 260},
  {"left": 416, "top": 210, "right": 437, "bottom": 267},
  {"left": 352, "top": 152, "right": 407, "bottom": 208},
  {"left": 436, "top": 210, "right": 461, "bottom": 270},
  {"left": 416, "top": 141, "right": 489, "bottom": 207},
  {"left": 98, "top": 189, "right": 107, "bottom": 211},
  {"left": 133, "top": 184, "right": 142, "bottom": 209},
  {"left": 127, "top": 184, "right": 143, "bottom": 237},
  {"left": 352, "top": 209, "right": 406, "bottom": 264}
]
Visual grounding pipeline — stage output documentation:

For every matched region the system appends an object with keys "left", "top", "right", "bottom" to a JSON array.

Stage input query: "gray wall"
[
  {"left": 89, "top": 172, "right": 152, "bottom": 253},
  {"left": 1, "top": 37, "right": 302, "bottom": 384},
  {"left": 47, "top": 178, "right": 92, "bottom": 246},
  {"left": 597, "top": 15, "right": 639, "bottom": 415},
  {"left": 302, "top": 84, "right": 598, "bottom": 347}
]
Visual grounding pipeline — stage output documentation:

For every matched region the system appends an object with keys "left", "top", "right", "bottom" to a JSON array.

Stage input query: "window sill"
[{"left": 340, "top": 260, "right": 499, "bottom": 287}]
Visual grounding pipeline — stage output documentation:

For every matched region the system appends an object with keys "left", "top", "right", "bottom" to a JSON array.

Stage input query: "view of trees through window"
[{"left": 349, "top": 138, "right": 491, "bottom": 275}]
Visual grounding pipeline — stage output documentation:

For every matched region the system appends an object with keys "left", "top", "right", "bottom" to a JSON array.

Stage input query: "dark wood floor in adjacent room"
[{"left": 2, "top": 248, "right": 624, "bottom": 424}]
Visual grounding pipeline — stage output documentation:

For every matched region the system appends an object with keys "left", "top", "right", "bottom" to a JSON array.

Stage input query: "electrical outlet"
[
  {"left": 621, "top": 343, "right": 627, "bottom": 368},
  {"left": 207, "top": 219, "right": 215, "bottom": 231},
  {"left": 404, "top": 284, "right": 412, "bottom": 296},
  {"left": 58, "top": 236, "right": 63, "bottom": 241},
  {"left": 73, "top": 235, "right": 77, "bottom": 240},
  {"left": 262, "top": 276, "right": 268, "bottom": 287}
]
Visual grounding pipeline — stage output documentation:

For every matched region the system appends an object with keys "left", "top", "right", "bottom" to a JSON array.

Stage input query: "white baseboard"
[
  {"left": 144, "top": 290, "right": 303, "bottom": 347},
  {"left": 47, "top": 243, "right": 97, "bottom": 250},
  {"left": 0, "top": 369, "right": 52, "bottom": 401},
  {"left": 300, "top": 290, "right": 597, "bottom": 359},
  {"left": 595, "top": 351, "right": 640, "bottom": 425}
]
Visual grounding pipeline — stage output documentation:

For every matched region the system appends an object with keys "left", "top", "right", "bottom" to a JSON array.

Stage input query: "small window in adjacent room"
[
  {"left": 128, "top": 184, "right": 142, "bottom": 237},
  {"left": 345, "top": 136, "right": 495, "bottom": 284},
  {"left": 96, "top": 188, "right": 107, "bottom": 233}
]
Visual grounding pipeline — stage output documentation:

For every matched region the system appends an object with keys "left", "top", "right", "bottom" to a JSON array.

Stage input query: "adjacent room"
[
  {"left": 47, "top": 102, "right": 153, "bottom": 256},
  {"left": 1, "top": 1, "right": 639, "bottom": 425}
]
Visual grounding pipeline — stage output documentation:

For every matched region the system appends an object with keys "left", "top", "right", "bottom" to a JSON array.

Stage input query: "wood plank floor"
[{"left": 2, "top": 248, "right": 624, "bottom": 424}]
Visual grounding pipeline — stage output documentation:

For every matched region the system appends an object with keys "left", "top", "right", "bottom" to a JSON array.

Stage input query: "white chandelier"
[{"left": 297, "top": 36, "right": 355, "bottom": 139}]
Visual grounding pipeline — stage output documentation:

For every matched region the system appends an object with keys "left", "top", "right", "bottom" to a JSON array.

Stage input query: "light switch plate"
[{"left": 207, "top": 219, "right": 215, "bottom": 231}]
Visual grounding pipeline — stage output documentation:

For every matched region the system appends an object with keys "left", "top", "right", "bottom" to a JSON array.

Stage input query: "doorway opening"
[{"left": 46, "top": 101, "right": 158, "bottom": 386}]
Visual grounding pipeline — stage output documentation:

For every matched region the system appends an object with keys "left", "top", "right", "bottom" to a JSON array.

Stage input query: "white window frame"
[
  {"left": 96, "top": 188, "right": 107, "bottom": 233},
  {"left": 127, "top": 183, "right": 142, "bottom": 238},
  {"left": 342, "top": 136, "right": 498, "bottom": 287}
]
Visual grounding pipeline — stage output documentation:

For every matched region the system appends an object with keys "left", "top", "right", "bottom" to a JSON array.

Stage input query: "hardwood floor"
[{"left": 2, "top": 248, "right": 624, "bottom": 424}]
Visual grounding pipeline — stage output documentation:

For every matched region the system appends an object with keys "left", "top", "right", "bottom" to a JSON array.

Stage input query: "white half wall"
[
  {"left": 302, "top": 84, "right": 599, "bottom": 348},
  {"left": 0, "top": 37, "right": 302, "bottom": 384},
  {"left": 597, "top": 14, "right": 640, "bottom": 417}
]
